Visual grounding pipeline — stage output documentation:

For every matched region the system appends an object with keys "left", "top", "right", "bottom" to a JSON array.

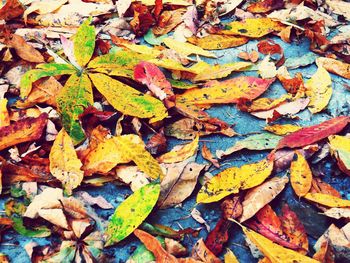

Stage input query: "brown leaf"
[
  {"left": 192, "top": 238, "right": 221, "bottom": 263},
  {"left": 130, "top": 2, "right": 155, "bottom": 36},
  {"left": 0, "top": 113, "right": 47, "bottom": 152},
  {"left": 0, "top": 0, "right": 24, "bottom": 21},
  {"left": 4, "top": 34, "right": 44, "bottom": 63},
  {"left": 221, "top": 196, "right": 243, "bottom": 220},
  {"left": 202, "top": 143, "right": 220, "bottom": 168}
]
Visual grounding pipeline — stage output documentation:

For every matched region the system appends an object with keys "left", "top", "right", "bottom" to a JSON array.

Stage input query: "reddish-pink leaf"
[
  {"left": 276, "top": 116, "right": 349, "bottom": 149},
  {"left": 134, "top": 61, "right": 175, "bottom": 108}
]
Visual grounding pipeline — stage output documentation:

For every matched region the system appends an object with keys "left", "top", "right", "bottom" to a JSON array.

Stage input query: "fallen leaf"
[
  {"left": 187, "top": 34, "right": 248, "bottom": 50},
  {"left": 0, "top": 99, "right": 10, "bottom": 128},
  {"left": 284, "top": 53, "right": 317, "bottom": 69},
  {"left": 158, "top": 135, "right": 199, "bottom": 163},
  {"left": 305, "top": 66, "right": 332, "bottom": 114},
  {"left": 191, "top": 208, "right": 210, "bottom": 232},
  {"left": 192, "top": 238, "right": 221, "bottom": 263},
  {"left": 0, "top": 113, "right": 47, "bottom": 152},
  {"left": 325, "top": 0, "right": 350, "bottom": 20},
  {"left": 105, "top": 182, "right": 160, "bottom": 246},
  {"left": 163, "top": 37, "right": 216, "bottom": 58},
  {"left": 205, "top": 218, "right": 231, "bottom": 256},
  {"left": 264, "top": 124, "right": 301, "bottom": 136},
  {"left": 328, "top": 135, "right": 350, "bottom": 175},
  {"left": 89, "top": 73, "right": 168, "bottom": 123},
  {"left": 290, "top": 151, "right": 313, "bottom": 197},
  {"left": 224, "top": 249, "right": 239, "bottom": 263},
  {"left": 49, "top": 128, "right": 84, "bottom": 195},
  {"left": 84, "top": 134, "right": 164, "bottom": 180},
  {"left": 304, "top": 193, "right": 350, "bottom": 208},
  {"left": 23, "top": 0, "right": 68, "bottom": 22},
  {"left": 276, "top": 116, "right": 349, "bottom": 149},
  {"left": 247, "top": 0, "right": 284, "bottom": 13},
  {"left": 0, "top": 0, "right": 24, "bottom": 21},
  {"left": 177, "top": 77, "right": 274, "bottom": 105},
  {"left": 202, "top": 144, "right": 220, "bottom": 168},
  {"left": 316, "top": 57, "right": 350, "bottom": 80},
  {"left": 313, "top": 240, "right": 335, "bottom": 263},
  {"left": 220, "top": 18, "right": 285, "bottom": 38},
  {"left": 73, "top": 17, "right": 95, "bottom": 67},
  {"left": 77, "top": 191, "right": 113, "bottom": 209},
  {"left": 242, "top": 226, "right": 318, "bottom": 263},
  {"left": 152, "top": 9, "right": 186, "bottom": 36},
  {"left": 197, "top": 158, "right": 274, "bottom": 203}
]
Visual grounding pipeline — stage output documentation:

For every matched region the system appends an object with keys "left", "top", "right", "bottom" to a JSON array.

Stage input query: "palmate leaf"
[
  {"left": 56, "top": 73, "right": 93, "bottom": 144},
  {"left": 105, "top": 182, "right": 160, "bottom": 246},
  {"left": 20, "top": 63, "right": 77, "bottom": 98},
  {"left": 89, "top": 73, "right": 167, "bottom": 123}
]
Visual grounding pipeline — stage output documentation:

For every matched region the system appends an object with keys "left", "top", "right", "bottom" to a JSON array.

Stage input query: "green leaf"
[
  {"left": 12, "top": 216, "right": 51, "bottom": 237},
  {"left": 89, "top": 73, "right": 167, "bottom": 123},
  {"left": 105, "top": 182, "right": 160, "bottom": 246},
  {"left": 73, "top": 18, "right": 95, "bottom": 67},
  {"left": 20, "top": 63, "right": 76, "bottom": 98},
  {"left": 56, "top": 73, "right": 93, "bottom": 144},
  {"left": 129, "top": 236, "right": 165, "bottom": 263},
  {"left": 144, "top": 30, "right": 167, "bottom": 46},
  {"left": 87, "top": 50, "right": 154, "bottom": 78}
]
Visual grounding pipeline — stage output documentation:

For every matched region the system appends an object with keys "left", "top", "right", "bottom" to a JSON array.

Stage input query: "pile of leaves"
[{"left": 0, "top": 0, "right": 350, "bottom": 262}]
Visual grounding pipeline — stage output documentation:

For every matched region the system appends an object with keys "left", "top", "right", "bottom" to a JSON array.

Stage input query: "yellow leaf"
[
  {"left": 73, "top": 18, "right": 95, "bottom": 67},
  {"left": 49, "top": 129, "right": 84, "bottom": 195},
  {"left": 220, "top": 18, "right": 285, "bottom": 38},
  {"left": 89, "top": 73, "right": 167, "bottom": 123},
  {"left": 264, "top": 124, "right": 301, "bottom": 135},
  {"left": 243, "top": 227, "right": 319, "bottom": 263},
  {"left": 23, "top": 0, "right": 68, "bottom": 23},
  {"left": 224, "top": 249, "right": 240, "bottom": 263},
  {"left": 119, "top": 43, "right": 161, "bottom": 57},
  {"left": 0, "top": 99, "right": 10, "bottom": 127},
  {"left": 316, "top": 57, "right": 350, "bottom": 79},
  {"left": 139, "top": 0, "right": 192, "bottom": 5},
  {"left": 187, "top": 34, "right": 248, "bottom": 50},
  {"left": 328, "top": 135, "right": 350, "bottom": 174},
  {"left": 163, "top": 38, "right": 217, "bottom": 58},
  {"left": 305, "top": 66, "right": 332, "bottom": 114},
  {"left": 157, "top": 135, "right": 199, "bottom": 163},
  {"left": 304, "top": 193, "right": 350, "bottom": 207},
  {"left": 290, "top": 151, "right": 312, "bottom": 197},
  {"left": 197, "top": 158, "right": 274, "bottom": 203},
  {"left": 83, "top": 134, "right": 164, "bottom": 180}
]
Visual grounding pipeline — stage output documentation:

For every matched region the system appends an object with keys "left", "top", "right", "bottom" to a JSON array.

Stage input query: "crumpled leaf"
[
  {"left": 163, "top": 37, "right": 216, "bottom": 58},
  {"left": 49, "top": 128, "right": 84, "bottom": 195},
  {"left": 3, "top": 34, "right": 44, "bottom": 63},
  {"left": 328, "top": 135, "right": 350, "bottom": 175},
  {"left": 242, "top": 226, "right": 318, "bottom": 263},
  {"left": 240, "top": 175, "right": 289, "bottom": 222},
  {"left": 316, "top": 57, "right": 350, "bottom": 80},
  {"left": 73, "top": 17, "right": 95, "bottom": 67},
  {"left": 217, "top": 133, "right": 281, "bottom": 159},
  {"left": 0, "top": 113, "right": 47, "bottom": 151},
  {"left": 105, "top": 183, "right": 160, "bottom": 246},
  {"left": 158, "top": 135, "right": 199, "bottom": 163},
  {"left": 187, "top": 34, "right": 248, "bottom": 50},
  {"left": 304, "top": 193, "right": 350, "bottom": 208},
  {"left": 220, "top": 18, "right": 285, "bottom": 38},
  {"left": 89, "top": 73, "right": 167, "bottom": 123},
  {"left": 290, "top": 151, "right": 312, "bottom": 197},
  {"left": 134, "top": 61, "right": 175, "bottom": 108},
  {"left": 0, "top": 0, "right": 24, "bottom": 21},
  {"left": 305, "top": 66, "right": 332, "bottom": 114},
  {"left": 84, "top": 134, "right": 164, "bottom": 180},
  {"left": 197, "top": 158, "right": 274, "bottom": 204},
  {"left": 57, "top": 73, "right": 93, "bottom": 144},
  {"left": 276, "top": 116, "right": 349, "bottom": 149},
  {"left": 177, "top": 77, "right": 274, "bottom": 105}
]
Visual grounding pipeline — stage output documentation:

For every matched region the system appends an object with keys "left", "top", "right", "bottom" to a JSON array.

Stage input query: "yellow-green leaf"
[
  {"left": 304, "top": 193, "right": 350, "bottom": 207},
  {"left": 290, "top": 151, "right": 312, "bottom": 197},
  {"left": 163, "top": 37, "right": 217, "bottom": 58},
  {"left": 187, "top": 34, "right": 249, "bottom": 50},
  {"left": 305, "top": 66, "right": 332, "bottom": 114},
  {"left": 56, "top": 73, "right": 93, "bottom": 144},
  {"left": 89, "top": 73, "right": 167, "bottom": 123},
  {"left": 105, "top": 182, "right": 160, "bottom": 246},
  {"left": 83, "top": 134, "right": 164, "bottom": 180},
  {"left": 243, "top": 226, "right": 318, "bottom": 263},
  {"left": 197, "top": 158, "right": 274, "bottom": 203},
  {"left": 157, "top": 134, "right": 199, "bottom": 163},
  {"left": 220, "top": 18, "right": 285, "bottom": 38},
  {"left": 20, "top": 63, "right": 76, "bottom": 99},
  {"left": 49, "top": 128, "right": 84, "bottom": 195},
  {"left": 73, "top": 18, "right": 95, "bottom": 67}
]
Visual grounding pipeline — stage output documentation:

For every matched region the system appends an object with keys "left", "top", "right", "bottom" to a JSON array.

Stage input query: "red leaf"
[
  {"left": 257, "top": 39, "right": 285, "bottom": 66},
  {"left": 130, "top": 3, "right": 155, "bottom": 36},
  {"left": 205, "top": 218, "right": 230, "bottom": 255},
  {"left": 0, "top": 0, "right": 24, "bottom": 21},
  {"left": 134, "top": 61, "right": 175, "bottom": 108},
  {"left": 276, "top": 116, "right": 349, "bottom": 149}
]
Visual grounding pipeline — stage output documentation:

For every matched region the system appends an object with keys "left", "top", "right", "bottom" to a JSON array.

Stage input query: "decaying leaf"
[
  {"left": 290, "top": 151, "right": 312, "bottom": 197},
  {"left": 305, "top": 66, "right": 332, "bottom": 114},
  {"left": 105, "top": 183, "right": 160, "bottom": 246},
  {"left": 316, "top": 57, "right": 350, "bottom": 80},
  {"left": 49, "top": 129, "right": 84, "bottom": 195},
  {"left": 240, "top": 176, "right": 289, "bottom": 222},
  {"left": 197, "top": 158, "right": 274, "bottom": 203},
  {"left": 192, "top": 238, "right": 221, "bottom": 263}
]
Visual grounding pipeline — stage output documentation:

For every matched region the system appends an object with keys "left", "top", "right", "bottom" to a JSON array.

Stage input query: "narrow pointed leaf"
[
  {"left": 304, "top": 193, "right": 350, "bottom": 208},
  {"left": 73, "top": 18, "right": 95, "bottom": 67}
]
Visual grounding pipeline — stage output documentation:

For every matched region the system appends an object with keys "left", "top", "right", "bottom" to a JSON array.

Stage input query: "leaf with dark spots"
[{"left": 0, "top": 113, "right": 47, "bottom": 152}]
